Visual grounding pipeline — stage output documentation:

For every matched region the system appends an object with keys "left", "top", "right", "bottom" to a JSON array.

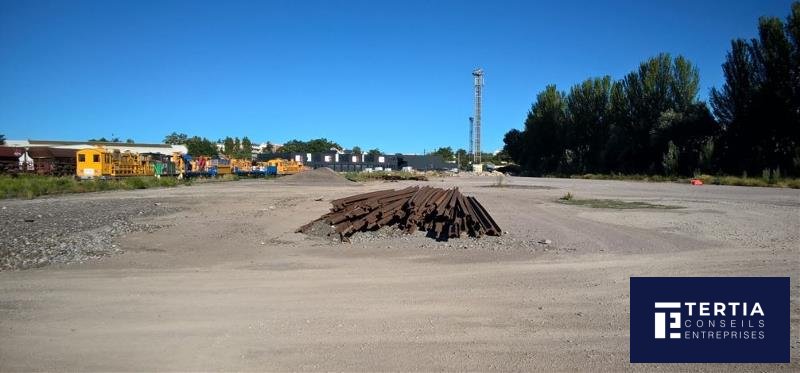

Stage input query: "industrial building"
[
  {"left": 4, "top": 140, "right": 188, "bottom": 156},
  {"left": 256, "top": 152, "right": 450, "bottom": 172},
  {"left": 4, "top": 140, "right": 452, "bottom": 172}
]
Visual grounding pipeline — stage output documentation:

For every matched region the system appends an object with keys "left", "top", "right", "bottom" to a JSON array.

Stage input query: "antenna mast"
[
  {"left": 472, "top": 68, "right": 483, "bottom": 164},
  {"left": 468, "top": 117, "right": 474, "bottom": 157}
]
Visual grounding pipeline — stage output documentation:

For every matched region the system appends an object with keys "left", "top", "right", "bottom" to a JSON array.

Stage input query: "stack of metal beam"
[{"left": 297, "top": 186, "right": 502, "bottom": 241}]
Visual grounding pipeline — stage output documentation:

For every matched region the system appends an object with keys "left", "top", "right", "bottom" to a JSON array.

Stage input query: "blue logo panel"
[{"left": 630, "top": 277, "right": 790, "bottom": 363}]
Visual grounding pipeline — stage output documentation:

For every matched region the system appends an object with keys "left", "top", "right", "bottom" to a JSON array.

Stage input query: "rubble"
[
  {"left": 296, "top": 186, "right": 502, "bottom": 241},
  {"left": 0, "top": 198, "right": 174, "bottom": 271}
]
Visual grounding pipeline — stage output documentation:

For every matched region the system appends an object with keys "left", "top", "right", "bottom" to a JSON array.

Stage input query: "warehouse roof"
[{"left": 4, "top": 140, "right": 188, "bottom": 155}]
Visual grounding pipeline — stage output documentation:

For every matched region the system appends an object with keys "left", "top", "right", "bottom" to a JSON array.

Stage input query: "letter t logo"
[{"left": 654, "top": 302, "right": 681, "bottom": 339}]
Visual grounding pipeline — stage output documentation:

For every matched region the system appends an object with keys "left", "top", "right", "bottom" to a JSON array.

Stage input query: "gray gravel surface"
[
  {"left": 0, "top": 196, "right": 177, "bottom": 270},
  {"left": 0, "top": 178, "right": 797, "bottom": 372}
]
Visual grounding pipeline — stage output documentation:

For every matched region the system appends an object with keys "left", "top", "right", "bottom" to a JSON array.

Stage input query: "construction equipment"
[
  {"left": 296, "top": 186, "right": 502, "bottom": 241},
  {"left": 265, "top": 158, "right": 304, "bottom": 175},
  {"left": 230, "top": 158, "right": 253, "bottom": 173}
]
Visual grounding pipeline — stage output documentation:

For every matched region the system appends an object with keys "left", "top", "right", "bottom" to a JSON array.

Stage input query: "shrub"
[{"left": 0, "top": 175, "right": 192, "bottom": 199}]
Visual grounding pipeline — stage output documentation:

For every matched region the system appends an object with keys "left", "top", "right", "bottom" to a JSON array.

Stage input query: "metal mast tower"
[
  {"left": 468, "top": 117, "right": 474, "bottom": 156},
  {"left": 472, "top": 68, "right": 484, "bottom": 164}
]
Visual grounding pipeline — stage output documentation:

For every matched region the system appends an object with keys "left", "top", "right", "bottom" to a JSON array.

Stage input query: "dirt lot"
[{"left": 1, "top": 175, "right": 798, "bottom": 371}]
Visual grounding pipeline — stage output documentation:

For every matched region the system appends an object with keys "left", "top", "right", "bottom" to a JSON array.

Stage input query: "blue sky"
[{"left": 0, "top": 0, "right": 793, "bottom": 153}]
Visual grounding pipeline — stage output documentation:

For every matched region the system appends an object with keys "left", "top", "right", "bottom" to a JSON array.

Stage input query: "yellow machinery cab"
[
  {"left": 76, "top": 147, "right": 113, "bottom": 178},
  {"left": 76, "top": 147, "right": 150, "bottom": 178}
]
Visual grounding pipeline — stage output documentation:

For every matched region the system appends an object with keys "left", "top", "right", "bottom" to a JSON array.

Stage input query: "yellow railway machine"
[
  {"left": 76, "top": 147, "right": 154, "bottom": 178},
  {"left": 265, "top": 158, "right": 305, "bottom": 175}
]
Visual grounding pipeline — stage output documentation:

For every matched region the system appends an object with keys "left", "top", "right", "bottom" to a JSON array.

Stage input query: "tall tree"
[
  {"left": 455, "top": 148, "right": 468, "bottom": 169},
  {"left": 522, "top": 85, "right": 566, "bottom": 174},
  {"left": 711, "top": 2, "right": 800, "bottom": 175},
  {"left": 163, "top": 132, "right": 188, "bottom": 144},
  {"left": 223, "top": 137, "right": 235, "bottom": 156},
  {"left": 240, "top": 137, "right": 253, "bottom": 158},
  {"left": 432, "top": 146, "right": 454, "bottom": 161},
  {"left": 0, "top": 134, "right": 5, "bottom": 145},
  {"left": 281, "top": 138, "right": 342, "bottom": 153},
  {"left": 604, "top": 81, "right": 633, "bottom": 171},
  {"left": 671, "top": 56, "right": 700, "bottom": 113},
  {"left": 564, "top": 76, "right": 612, "bottom": 173},
  {"left": 505, "top": 54, "right": 709, "bottom": 176},
  {"left": 502, "top": 129, "right": 524, "bottom": 165},
  {"left": 611, "top": 53, "right": 704, "bottom": 173},
  {"left": 710, "top": 39, "right": 761, "bottom": 173},
  {"left": 185, "top": 136, "right": 218, "bottom": 157}
]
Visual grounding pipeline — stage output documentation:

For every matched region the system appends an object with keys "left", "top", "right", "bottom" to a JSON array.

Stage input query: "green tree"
[
  {"left": 502, "top": 129, "right": 524, "bottom": 165},
  {"left": 367, "top": 148, "right": 382, "bottom": 156},
  {"left": 522, "top": 85, "right": 566, "bottom": 174},
  {"left": 455, "top": 148, "right": 468, "bottom": 169},
  {"left": 505, "top": 54, "right": 710, "bottom": 176},
  {"left": 653, "top": 105, "right": 717, "bottom": 175},
  {"left": 185, "top": 136, "right": 218, "bottom": 157},
  {"left": 711, "top": 2, "right": 800, "bottom": 175},
  {"left": 280, "top": 138, "right": 342, "bottom": 153},
  {"left": 604, "top": 53, "right": 706, "bottom": 174},
  {"left": 239, "top": 137, "right": 253, "bottom": 158},
  {"left": 163, "top": 132, "right": 188, "bottom": 145},
  {"left": 0, "top": 134, "right": 5, "bottom": 145},
  {"left": 223, "top": 137, "right": 235, "bottom": 156},
  {"left": 604, "top": 81, "right": 631, "bottom": 171},
  {"left": 351, "top": 146, "right": 362, "bottom": 154},
  {"left": 662, "top": 141, "right": 679, "bottom": 176},
  {"left": 432, "top": 146, "right": 454, "bottom": 161},
  {"left": 564, "top": 76, "right": 612, "bottom": 173},
  {"left": 125, "top": 138, "right": 135, "bottom": 144}
]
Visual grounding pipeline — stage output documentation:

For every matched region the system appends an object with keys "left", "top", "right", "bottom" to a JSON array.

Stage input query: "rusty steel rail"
[{"left": 296, "top": 187, "right": 502, "bottom": 241}]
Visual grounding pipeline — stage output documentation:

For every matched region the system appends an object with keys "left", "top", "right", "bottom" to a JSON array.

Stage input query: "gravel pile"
[
  {"left": 275, "top": 167, "right": 357, "bottom": 186},
  {"left": 0, "top": 198, "right": 177, "bottom": 270}
]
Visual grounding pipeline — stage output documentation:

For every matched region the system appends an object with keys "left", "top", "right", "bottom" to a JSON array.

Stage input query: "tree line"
[
  {"left": 503, "top": 2, "right": 799, "bottom": 177},
  {"left": 163, "top": 132, "right": 256, "bottom": 158},
  {"left": 161, "top": 133, "right": 385, "bottom": 158}
]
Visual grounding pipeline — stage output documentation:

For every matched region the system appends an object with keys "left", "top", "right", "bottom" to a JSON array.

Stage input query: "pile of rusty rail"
[{"left": 296, "top": 186, "right": 502, "bottom": 241}]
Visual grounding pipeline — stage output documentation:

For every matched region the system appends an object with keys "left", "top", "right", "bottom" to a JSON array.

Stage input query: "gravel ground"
[
  {"left": 0, "top": 196, "right": 177, "bottom": 270},
  {"left": 0, "top": 177, "right": 797, "bottom": 372}
]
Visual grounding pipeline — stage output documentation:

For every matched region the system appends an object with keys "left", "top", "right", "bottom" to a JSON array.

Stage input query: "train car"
[
  {"left": 140, "top": 153, "right": 177, "bottom": 177},
  {"left": 27, "top": 147, "right": 77, "bottom": 176},
  {"left": 183, "top": 155, "right": 218, "bottom": 178},
  {"left": 0, "top": 146, "right": 23, "bottom": 174},
  {"left": 230, "top": 158, "right": 253, "bottom": 173},
  {"left": 76, "top": 148, "right": 113, "bottom": 178},
  {"left": 265, "top": 158, "right": 304, "bottom": 175},
  {"left": 76, "top": 147, "right": 149, "bottom": 178}
]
